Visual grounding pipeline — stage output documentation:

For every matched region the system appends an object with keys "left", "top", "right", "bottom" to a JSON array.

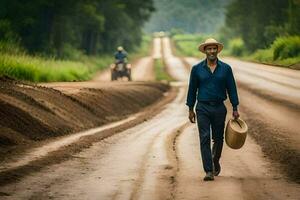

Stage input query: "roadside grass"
[
  {"left": 245, "top": 51, "right": 300, "bottom": 69},
  {"left": 0, "top": 35, "right": 152, "bottom": 82},
  {"left": 154, "top": 58, "right": 174, "bottom": 82},
  {"left": 172, "top": 34, "right": 300, "bottom": 69},
  {"left": 245, "top": 36, "right": 300, "bottom": 69},
  {"left": 0, "top": 53, "right": 112, "bottom": 82}
]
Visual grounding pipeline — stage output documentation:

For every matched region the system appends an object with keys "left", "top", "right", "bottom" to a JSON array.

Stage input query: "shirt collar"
[{"left": 201, "top": 58, "right": 220, "bottom": 68}]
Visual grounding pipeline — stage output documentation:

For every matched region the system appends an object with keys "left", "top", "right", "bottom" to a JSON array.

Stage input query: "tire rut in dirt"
[
  {"left": 128, "top": 123, "right": 188, "bottom": 200},
  {"left": 164, "top": 123, "right": 189, "bottom": 200}
]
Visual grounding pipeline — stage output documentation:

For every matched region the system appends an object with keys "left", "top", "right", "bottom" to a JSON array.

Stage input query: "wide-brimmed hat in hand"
[
  {"left": 198, "top": 38, "right": 224, "bottom": 53},
  {"left": 225, "top": 118, "right": 248, "bottom": 149}
]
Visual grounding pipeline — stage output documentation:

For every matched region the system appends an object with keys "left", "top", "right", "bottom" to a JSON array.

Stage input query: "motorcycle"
[{"left": 110, "top": 60, "right": 132, "bottom": 81}]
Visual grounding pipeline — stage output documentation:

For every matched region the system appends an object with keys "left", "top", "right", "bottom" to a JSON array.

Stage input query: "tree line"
[
  {"left": 224, "top": 0, "right": 300, "bottom": 52},
  {"left": 144, "top": 0, "right": 230, "bottom": 34},
  {"left": 0, "top": 0, "right": 154, "bottom": 58}
]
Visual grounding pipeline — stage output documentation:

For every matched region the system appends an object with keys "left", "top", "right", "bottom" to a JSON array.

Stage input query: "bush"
[
  {"left": 228, "top": 38, "right": 246, "bottom": 56},
  {"left": 0, "top": 40, "right": 25, "bottom": 55},
  {"left": 246, "top": 47, "right": 300, "bottom": 67},
  {"left": 249, "top": 49, "right": 273, "bottom": 62},
  {"left": 272, "top": 36, "right": 300, "bottom": 60},
  {"left": 60, "top": 44, "right": 85, "bottom": 60}
]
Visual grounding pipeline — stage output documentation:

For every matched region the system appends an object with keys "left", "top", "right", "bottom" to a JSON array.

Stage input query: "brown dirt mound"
[
  {"left": 240, "top": 105, "right": 300, "bottom": 183},
  {"left": 0, "top": 77, "right": 170, "bottom": 155}
]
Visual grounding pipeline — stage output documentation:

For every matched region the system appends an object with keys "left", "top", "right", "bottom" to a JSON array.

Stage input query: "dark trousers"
[{"left": 196, "top": 102, "right": 227, "bottom": 173}]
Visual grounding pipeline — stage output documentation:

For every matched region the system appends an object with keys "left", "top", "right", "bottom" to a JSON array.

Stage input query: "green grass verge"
[
  {"left": 154, "top": 58, "right": 174, "bottom": 82},
  {"left": 0, "top": 53, "right": 113, "bottom": 82},
  {"left": 0, "top": 35, "right": 153, "bottom": 82},
  {"left": 245, "top": 36, "right": 300, "bottom": 68},
  {"left": 244, "top": 49, "right": 300, "bottom": 69}
]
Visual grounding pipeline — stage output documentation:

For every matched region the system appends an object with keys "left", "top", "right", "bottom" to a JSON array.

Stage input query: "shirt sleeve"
[
  {"left": 226, "top": 66, "right": 239, "bottom": 111},
  {"left": 186, "top": 66, "right": 198, "bottom": 110}
]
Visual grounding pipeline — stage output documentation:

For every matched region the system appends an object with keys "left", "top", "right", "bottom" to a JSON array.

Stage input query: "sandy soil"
[
  {"left": 0, "top": 78, "right": 170, "bottom": 154},
  {"left": 0, "top": 38, "right": 299, "bottom": 199}
]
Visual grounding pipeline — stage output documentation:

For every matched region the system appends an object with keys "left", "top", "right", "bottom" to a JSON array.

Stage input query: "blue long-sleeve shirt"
[
  {"left": 186, "top": 59, "right": 239, "bottom": 111},
  {"left": 114, "top": 51, "right": 127, "bottom": 62}
]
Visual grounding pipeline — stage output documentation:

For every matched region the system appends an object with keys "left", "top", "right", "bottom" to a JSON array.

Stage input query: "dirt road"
[{"left": 1, "top": 38, "right": 299, "bottom": 199}]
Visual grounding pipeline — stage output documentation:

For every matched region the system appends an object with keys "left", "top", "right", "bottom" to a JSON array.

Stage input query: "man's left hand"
[{"left": 233, "top": 110, "right": 240, "bottom": 119}]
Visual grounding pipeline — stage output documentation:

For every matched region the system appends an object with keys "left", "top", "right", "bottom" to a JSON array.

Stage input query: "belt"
[{"left": 199, "top": 101, "right": 223, "bottom": 106}]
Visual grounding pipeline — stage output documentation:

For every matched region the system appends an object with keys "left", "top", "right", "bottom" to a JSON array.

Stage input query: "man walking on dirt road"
[{"left": 186, "top": 38, "right": 240, "bottom": 181}]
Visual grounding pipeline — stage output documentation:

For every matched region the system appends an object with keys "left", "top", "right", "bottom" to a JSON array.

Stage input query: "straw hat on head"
[
  {"left": 117, "top": 46, "right": 124, "bottom": 51},
  {"left": 198, "top": 38, "right": 223, "bottom": 53}
]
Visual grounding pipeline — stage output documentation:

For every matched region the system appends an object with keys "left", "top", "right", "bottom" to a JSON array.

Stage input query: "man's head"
[{"left": 198, "top": 38, "right": 223, "bottom": 61}]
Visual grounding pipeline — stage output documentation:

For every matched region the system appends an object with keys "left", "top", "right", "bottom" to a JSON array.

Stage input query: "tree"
[
  {"left": 0, "top": 0, "right": 155, "bottom": 57},
  {"left": 144, "top": 0, "right": 231, "bottom": 34},
  {"left": 224, "top": 0, "right": 298, "bottom": 51}
]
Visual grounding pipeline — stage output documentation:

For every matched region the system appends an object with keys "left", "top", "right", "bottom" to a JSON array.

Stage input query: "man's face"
[{"left": 205, "top": 45, "right": 218, "bottom": 61}]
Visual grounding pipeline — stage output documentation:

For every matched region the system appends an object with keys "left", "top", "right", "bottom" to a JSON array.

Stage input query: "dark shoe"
[
  {"left": 203, "top": 172, "right": 214, "bottom": 181},
  {"left": 213, "top": 162, "right": 221, "bottom": 176}
]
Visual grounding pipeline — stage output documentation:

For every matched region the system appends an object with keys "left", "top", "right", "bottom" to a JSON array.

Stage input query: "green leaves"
[
  {"left": 225, "top": 0, "right": 299, "bottom": 52},
  {"left": 0, "top": 0, "right": 155, "bottom": 57},
  {"left": 272, "top": 36, "right": 300, "bottom": 60}
]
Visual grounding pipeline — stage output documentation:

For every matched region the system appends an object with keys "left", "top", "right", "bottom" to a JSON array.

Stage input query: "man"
[
  {"left": 186, "top": 38, "right": 240, "bottom": 181},
  {"left": 114, "top": 46, "right": 128, "bottom": 64}
]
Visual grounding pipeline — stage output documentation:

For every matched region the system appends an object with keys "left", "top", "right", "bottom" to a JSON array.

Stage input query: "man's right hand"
[
  {"left": 233, "top": 110, "right": 240, "bottom": 119},
  {"left": 189, "top": 110, "right": 196, "bottom": 123}
]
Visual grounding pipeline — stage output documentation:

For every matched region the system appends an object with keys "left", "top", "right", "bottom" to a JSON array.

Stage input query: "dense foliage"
[
  {"left": 0, "top": 0, "right": 154, "bottom": 58},
  {"left": 224, "top": 0, "right": 300, "bottom": 52},
  {"left": 272, "top": 36, "right": 300, "bottom": 60}
]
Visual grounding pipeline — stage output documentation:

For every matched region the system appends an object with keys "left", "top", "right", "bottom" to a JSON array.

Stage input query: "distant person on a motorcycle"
[
  {"left": 111, "top": 46, "right": 131, "bottom": 81},
  {"left": 114, "top": 46, "right": 128, "bottom": 66}
]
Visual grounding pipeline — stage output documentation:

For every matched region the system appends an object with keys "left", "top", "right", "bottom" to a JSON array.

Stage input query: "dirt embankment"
[{"left": 0, "top": 77, "right": 170, "bottom": 157}]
